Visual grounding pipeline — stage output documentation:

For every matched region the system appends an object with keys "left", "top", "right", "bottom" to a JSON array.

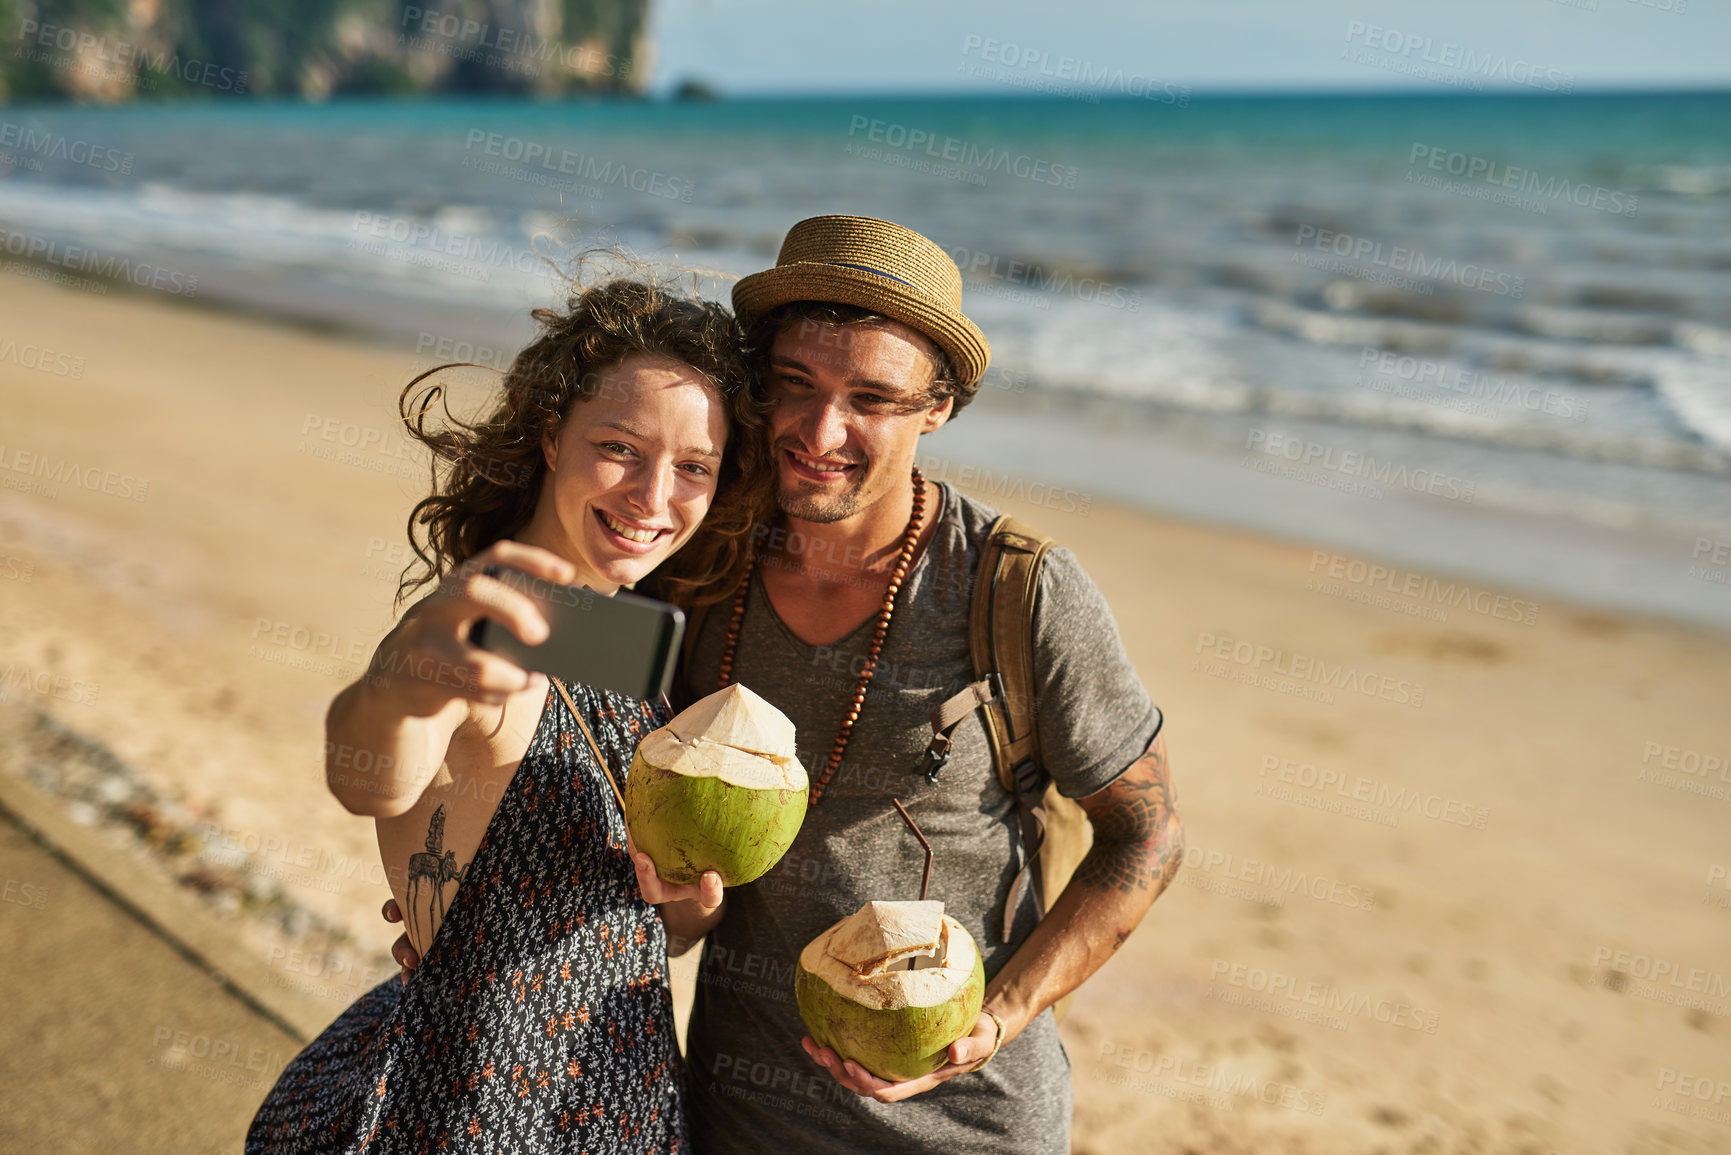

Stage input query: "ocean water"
[{"left": 2, "top": 93, "right": 1729, "bottom": 625}]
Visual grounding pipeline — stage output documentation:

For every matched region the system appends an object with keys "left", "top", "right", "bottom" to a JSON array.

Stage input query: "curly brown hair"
[{"left": 396, "top": 278, "right": 772, "bottom": 611}]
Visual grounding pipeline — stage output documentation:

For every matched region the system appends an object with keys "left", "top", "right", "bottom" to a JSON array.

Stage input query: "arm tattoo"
[
  {"left": 404, "top": 803, "right": 467, "bottom": 950},
  {"left": 1073, "top": 738, "right": 1182, "bottom": 896}
]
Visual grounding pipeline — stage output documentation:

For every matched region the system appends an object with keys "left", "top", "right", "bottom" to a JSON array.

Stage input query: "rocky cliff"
[{"left": 1, "top": 0, "right": 651, "bottom": 101}]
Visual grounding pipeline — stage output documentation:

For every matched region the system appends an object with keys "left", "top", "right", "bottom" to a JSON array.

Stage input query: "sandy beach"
[{"left": 3, "top": 265, "right": 1730, "bottom": 1154}]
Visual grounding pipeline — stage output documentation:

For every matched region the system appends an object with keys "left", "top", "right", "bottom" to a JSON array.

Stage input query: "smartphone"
[{"left": 470, "top": 570, "right": 685, "bottom": 702}]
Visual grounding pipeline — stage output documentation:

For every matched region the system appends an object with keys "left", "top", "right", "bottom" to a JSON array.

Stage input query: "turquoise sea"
[{"left": 2, "top": 92, "right": 1728, "bottom": 623}]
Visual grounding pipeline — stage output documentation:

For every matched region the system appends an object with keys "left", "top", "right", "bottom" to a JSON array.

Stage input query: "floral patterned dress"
[{"left": 247, "top": 680, "right": 685, "bottom": 1154}]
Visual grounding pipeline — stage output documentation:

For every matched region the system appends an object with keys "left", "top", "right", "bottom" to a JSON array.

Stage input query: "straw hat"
[{"left": 732, "top": 214, "right": 991, "bottom": 387}]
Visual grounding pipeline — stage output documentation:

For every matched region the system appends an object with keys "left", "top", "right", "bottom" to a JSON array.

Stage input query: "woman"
[{"left": 247, "top": 278, "right": 768, "bottom": 1153}]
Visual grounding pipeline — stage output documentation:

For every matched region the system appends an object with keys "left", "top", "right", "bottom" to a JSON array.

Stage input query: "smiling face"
[
  {"left": 523, "top": 353, "right": 730, "bottom": 593},
  {"left": 764, "top": 318, "right": 953, "bottom": 525}
]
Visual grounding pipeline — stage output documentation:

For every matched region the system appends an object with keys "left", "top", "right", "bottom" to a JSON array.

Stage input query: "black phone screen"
[{"left": 471, "top": 573, "right": 685, "bottom": 702}]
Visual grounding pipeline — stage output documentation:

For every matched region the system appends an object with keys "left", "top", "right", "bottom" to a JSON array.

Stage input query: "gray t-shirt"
[{"left": 680, "top": 481, "right": 1161, "bottom": 1155}]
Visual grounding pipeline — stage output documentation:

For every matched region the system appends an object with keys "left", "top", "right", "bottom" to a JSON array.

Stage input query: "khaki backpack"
[{"left": 914, "top": 514, "right": 1092, "bottom": 1022}]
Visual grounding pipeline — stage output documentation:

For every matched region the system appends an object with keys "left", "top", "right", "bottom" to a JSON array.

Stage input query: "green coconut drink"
[
  {"left": 624, "top": 683, "right": 807, "bottom": 886},
  {"left": 796, "top": 899, "right": 985, "bottom": 1083}
]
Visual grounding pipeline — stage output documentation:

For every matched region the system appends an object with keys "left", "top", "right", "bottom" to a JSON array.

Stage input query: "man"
[{"left": 653, "top": 215, "right": 1183, "bottom": 1154}]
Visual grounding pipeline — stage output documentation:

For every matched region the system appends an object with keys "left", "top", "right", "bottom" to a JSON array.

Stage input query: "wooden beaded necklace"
[{"left": 716, "top": 468, "right": 927, "bottom": 805}]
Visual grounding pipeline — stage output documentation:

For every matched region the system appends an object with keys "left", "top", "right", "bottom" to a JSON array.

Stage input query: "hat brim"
[{"left": 733, "top": 262, "right": 991, "bottom": 388}]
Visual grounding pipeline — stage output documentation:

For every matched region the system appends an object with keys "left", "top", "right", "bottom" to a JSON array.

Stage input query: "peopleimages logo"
[
  {"left": 399, "top": 6, "right": 636, "bottom": 79},
  {"left": 462, "top": 130, "right": 694, "bottom": 203},
  {"left": 1093, "top": 1042, "right": 1328, "bottom": 1114},
  {"left": 0, "top": 119, "right": 132, "bottom": 174},
  {"left": 1293, "top": 225, "right": 1524, "bottom": 298},
  {"left": 915, "top": 455, "right": 1095, "bottom": 517},
  {"left": 0, "top": 663, "right": 100, "bottom": 706},
  {"left": 1180, "top": 844, "right": 1376, "bottom": 910},
  {"left": 1194, "top": 630, "right": 1426, "bottom": 708},
  {"left": 707, "top": 1051, "right": 854, "bottom": 1126},
  {"left": 1258, "top": 755, "right": 1491, "bottom": 830},
  {"left": 1408, "top": 144, "right": 1637, "bottom": 217},
  {"left": 0, "top": 226, "right": 198, "bottom": 298},
  {"left": 1357, "top": 347, "right": 1588, "bottom": 423},
  {"left": 348, "top": 211, "right": 542, "bottom": 277},
  {"left": 845, "top": 116, "right": 1078, "bottom": 189},
  {"left": 959, "top": 35, "right": 1190, "bottom": 105},
  {"left": 1591, "top": 947, "right": 1731, "bottom": 999},
  {"left": 1246, "top": 429, "right": 1477, "bottom": 504},
  {"left": 1342, "top": 22, "right": 1574, "bottom": 93},
  {"left": 0, "top": 338, "right": 85, "bottom": 378},
  {"left": 0, "top": 444, "right": 148, "bottom": 502},
  {"left": 944, "top": 245, "right": 1141, "bottom": 312},
  {"left": 1207, "top": 960, "right": 1440, "bottom": 1033},
  {"left": 18, "top": 20, "right": 249, "bottom": 92},
  {"left": 1654, "top": 1068, "right": 1731, "bottom": 1129},
  {"left": 1307, "top": 548, "right": 1539, "bottom": 626},
  {"left": 1641, "top": 740, "right": 1729, "bottom": 782}
]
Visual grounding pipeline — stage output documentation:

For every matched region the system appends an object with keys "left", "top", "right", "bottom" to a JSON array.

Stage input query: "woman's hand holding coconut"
[
  {"left": 629, "top": 838, "right": 724, "bottom": 908},
  {"left": 623, "top": 683, "right": 807, "bottom": 953},
  {"left": 629, "top": 834, "right": 725, "bottom": 954}
]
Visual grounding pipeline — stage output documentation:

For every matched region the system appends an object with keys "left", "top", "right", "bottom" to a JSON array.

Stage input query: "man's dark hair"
[{"left": 744, "top": 300, "right": 977, "bottom": 416}]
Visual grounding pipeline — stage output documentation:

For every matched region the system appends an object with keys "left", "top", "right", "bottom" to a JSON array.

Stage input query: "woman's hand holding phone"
[
  {"left": 326, "top": 540, "right": 578, "bottom": 818},
  {"left": 368, "top": 540, "right": 579, "bottom": 713}
]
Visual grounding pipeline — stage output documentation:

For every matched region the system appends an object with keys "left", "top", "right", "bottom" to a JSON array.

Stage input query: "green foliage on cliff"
[{"left": 2, "top": 0, "right": 649, "bottom": 102}]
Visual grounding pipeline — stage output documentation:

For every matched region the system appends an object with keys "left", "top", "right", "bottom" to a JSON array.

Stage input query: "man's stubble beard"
[{"left": 776, "top": 472, "right": 870, "bottom": 524}]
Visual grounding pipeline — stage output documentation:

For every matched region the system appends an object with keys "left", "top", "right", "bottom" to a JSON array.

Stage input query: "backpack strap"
[
  {"left": 917, "top": 514, "right": 1055, "bottom": 942},
  {"left": 971, "top": 517, "right": 1051, "bottom": 782},
  {"left": 914, "top": 677, "right": 995, "bottom": 781},
  {"left": 977, "top": 516, "right": 1056, "bottom": 942}
]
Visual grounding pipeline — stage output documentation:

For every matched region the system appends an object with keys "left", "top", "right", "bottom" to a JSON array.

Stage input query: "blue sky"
[{"left": 647, "top": 0, "right": 1730, "bottom": 95}]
